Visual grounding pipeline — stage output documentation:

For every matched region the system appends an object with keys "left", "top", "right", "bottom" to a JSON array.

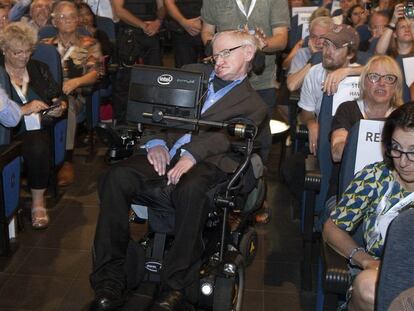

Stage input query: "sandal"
[{"left": 31, "top": 207, "right": 49, "bottom": 230}]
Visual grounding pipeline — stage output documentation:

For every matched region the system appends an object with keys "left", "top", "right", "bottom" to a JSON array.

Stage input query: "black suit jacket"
[{"left": 159, "top": 78, "right": 269, "bottom": 173}]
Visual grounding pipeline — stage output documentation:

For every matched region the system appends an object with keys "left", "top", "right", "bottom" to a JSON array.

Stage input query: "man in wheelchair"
[{"left": 89, "top": 30, "right": 269, "bottom": 311}]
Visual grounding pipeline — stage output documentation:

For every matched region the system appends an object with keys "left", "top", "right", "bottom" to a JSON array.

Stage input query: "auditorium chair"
[
  {"left": 318, "top": 119, "right": 385, "bottom": 310},
  {"left": 301, "top": 77, "right": 360, "bottom": 290},
  {"left": 376, "top": 209, "right": 414, "bottom": 311},
  {"left": 0, "top": 67, "right": 22, "bottom": 256}
]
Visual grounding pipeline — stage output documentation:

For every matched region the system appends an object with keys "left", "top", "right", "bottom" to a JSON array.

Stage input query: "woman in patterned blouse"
[{"left": 323, "top": 103, "right": 414, "bottom": 311}]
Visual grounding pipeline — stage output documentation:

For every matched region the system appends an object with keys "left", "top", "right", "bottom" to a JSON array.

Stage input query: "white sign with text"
[
  {"left": 355, "top": 119, "right": 385, "bottom": 174},
  {"left": 332, "top": 76, "right": 361, "bottom": 116}
]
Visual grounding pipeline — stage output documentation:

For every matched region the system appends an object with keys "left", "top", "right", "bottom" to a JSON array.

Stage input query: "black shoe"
[
  {"left": 150, "top": 290, "right": 185, "bottom": 311},
  {"left": 90, "top": 282, "right": 124, "bottom": 311}
]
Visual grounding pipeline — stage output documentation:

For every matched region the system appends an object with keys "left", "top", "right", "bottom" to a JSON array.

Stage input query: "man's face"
[
  {"left": 53, "top": 5, "right": 79, "bottom": 34},
  {"left": 369, "top": 14, "right": 389, "bottom": 38},
  {"left": 31, "top": 0, "right": 52, "bottom": 27},
  {"left": 309, "top": 24, "right": 330, "bottom": 52},
  {"left": 212, "top": 34, "right": 248, "bottom": 81},
  {"left": 339, "top": 0, "right": 356, "bottom": 14},
  {"left": 322, "top": 39, "right": 350, "bottom": 71}
]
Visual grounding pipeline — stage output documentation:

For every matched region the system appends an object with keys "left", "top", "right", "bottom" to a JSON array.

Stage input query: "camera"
[
  {"left": 405, "top": 0, "right": 414, "bottom": 19},
  {"left": 364, "top": 2, "right": 372, "bottom": 11}
]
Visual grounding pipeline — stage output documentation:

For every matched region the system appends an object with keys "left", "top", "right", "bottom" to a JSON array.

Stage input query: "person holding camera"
[
  {"left": 376, "top": 2, "right": 414, "bottom": 56},
  {"left": 111, "top": 0, "right": 165, "bottom": 125}
]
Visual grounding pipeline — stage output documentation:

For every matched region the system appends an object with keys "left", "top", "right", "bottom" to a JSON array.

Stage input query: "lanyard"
[
  {"left": 235, "top": 0, "right": 256, "bottom": 20},
  {"left": 10, "top": 79, "right": 29, "bottom": 104}
]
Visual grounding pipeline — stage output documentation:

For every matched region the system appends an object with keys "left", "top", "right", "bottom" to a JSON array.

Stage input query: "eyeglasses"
[
  {"left": 366, "top": 73, "right": 398, "bottom": 85},
  {"left": 212, "top": 45, "right": 244, "bottom": 62},
  {"left": 8, "top": 48, "right": 33, "bottom": 57},
  {"left": 54, "top": 13, "right": 78, "bottom": 22},
  {"left": 386, "top": 147, "right": 414, "bottom": 162}
]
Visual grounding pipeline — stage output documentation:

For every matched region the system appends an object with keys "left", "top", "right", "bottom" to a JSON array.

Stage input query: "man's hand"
[
  {"left": 147, "top": 145, "right": 170, "bottom": 176},
  {"left": 167, "top": 155, "right": 195, "bottom": 185},
  {"left": 144, "top": 19, "right": 161, "bottom": 36},
  {"left": 254, "top": 27, "right": 268, "bottom": 50},
  {"left": 21, "top": 100, "right": 49, "bottom": 115},
  {"left": 308, "top": 37, "right": 318, "bottom": 54},
  {"left": 323, "top": 67, "right": 350, "bottom": 96},
  {"left": 63, "top": 78, "right": 80, "bottom": 95},
  {"left": 182, "top": 17, "right": 202, "bottom": 36},
  {"left": 307, "top": 119, "right": 319, "bottom": 155}
]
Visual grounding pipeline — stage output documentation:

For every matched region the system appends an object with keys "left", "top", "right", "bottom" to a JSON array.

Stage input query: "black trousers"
[
  {"left": 18, "top": 129, "right": 51, "bottom": 189},
  {"left": 90, "top": 154, "right": 227, "bottom": 291},
  {"left": 171, "top": 31, "right": 203, "bottom": 68}
]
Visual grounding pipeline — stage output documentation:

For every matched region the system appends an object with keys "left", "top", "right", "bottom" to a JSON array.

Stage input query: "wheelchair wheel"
[
  {"left": 239, "top": 226, "right": 258, "bottom": 267},
  {"left": 212, "top": 255, "right": 245, "bottom": 311}
]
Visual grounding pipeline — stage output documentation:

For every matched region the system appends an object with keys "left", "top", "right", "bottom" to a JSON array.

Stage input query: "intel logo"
[{"left": 157, "top": 74, "right": 173, "bottom": 85}]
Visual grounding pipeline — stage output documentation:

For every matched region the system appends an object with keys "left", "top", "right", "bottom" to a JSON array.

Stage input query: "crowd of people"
[{"left": 0, "top": 0, "right": 413, "bottom": 310}]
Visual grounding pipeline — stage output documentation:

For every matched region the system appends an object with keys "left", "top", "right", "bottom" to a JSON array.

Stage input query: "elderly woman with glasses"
[
  {"left": 0, "top": 21, "right": 67, "bottom": 229},
  {"left": 42, "top": 0, "right": 102, "bottom": 186},
  {"left": 323, "top": 102, "right": 414, "bottom": 310}
]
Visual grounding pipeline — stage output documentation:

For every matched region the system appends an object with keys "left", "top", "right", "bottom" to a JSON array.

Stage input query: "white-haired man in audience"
[{"left": 286, "top": 16, "right": 334, "bottom": 92}]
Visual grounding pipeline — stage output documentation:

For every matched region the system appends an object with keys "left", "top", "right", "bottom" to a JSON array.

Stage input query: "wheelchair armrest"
[
  {"left": 230, "top": 141, "right": 261, "bottom": 154},
  {"left": 322, "top": 240, "right": 350, "bottom": 295},
  {"left": 304, "top": 155, "right": 321, "bottom": 192}
]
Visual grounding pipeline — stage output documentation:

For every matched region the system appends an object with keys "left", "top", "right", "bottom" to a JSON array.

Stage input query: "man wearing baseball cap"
[{"left": 298, "top": 24, "right": 362, "bottom": 156}]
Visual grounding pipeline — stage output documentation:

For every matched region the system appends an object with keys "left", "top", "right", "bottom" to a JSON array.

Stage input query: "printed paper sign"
[
  {"left": 402, "top": 56, "right": 414, "bottom": 87},
  {"left": 332, "top": 76, "right": 361, "bottom": 116},
  {"left": 355, "top": 119, "right": 385, "bottom": 174}
]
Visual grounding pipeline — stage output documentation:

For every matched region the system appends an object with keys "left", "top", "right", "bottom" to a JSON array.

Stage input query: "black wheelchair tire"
[
  {"left": 239, "top": 226, "right": 258, "bottom": 267},
  {"left": 212, "top": 255, "right": 245, "bottom": 311}
]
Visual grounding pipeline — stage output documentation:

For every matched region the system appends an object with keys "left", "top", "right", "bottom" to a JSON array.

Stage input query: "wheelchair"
[{"left": 97, "top": 117, "right": 266, "bottom": 311}]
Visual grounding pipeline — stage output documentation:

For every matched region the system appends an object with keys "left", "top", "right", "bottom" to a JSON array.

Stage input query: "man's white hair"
[{"left": 211, "top": 30, "right": 259, "bottom": 53}]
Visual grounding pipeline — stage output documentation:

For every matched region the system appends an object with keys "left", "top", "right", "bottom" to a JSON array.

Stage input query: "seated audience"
[
  {"left": 344, "top": 4, "right": 368, "bottom": 28},
  {"left": 373, "top": 0, "right": 396, "bottom": 16},
  {"left": 77, "top": 2, "right": 113, "bottom": 59},
  {"left": 21, "top": 0, "right": 54, "bottom": 30},
  {"left": 89, "top": 30, "right": 268, "bottom": 311},
  {"left": 0, "top": 22, "right": 67, "bottom": 229},
  {"left": 332, "top": 0, "right": 358, "bottom": 24},
  {"left": 376, "top": 3, "right": 414, "bottom": 56},
  {"left": 323, "top": 103, "right": 414, "bottom": 311},
  {"left": 327, "top": 55, "right": 403, "bottom": 204},
  {"left": 42, "top": 0, "right": 102, "bottom": 187},
  {"left": 359, "top": 10, "right": 389, "bottom": 52},
  {"left": 298, "top": 24, "right": 362, "bottom": 155},
  {"left": 285, "top": 16, "right": 333, "bottom": 92}
]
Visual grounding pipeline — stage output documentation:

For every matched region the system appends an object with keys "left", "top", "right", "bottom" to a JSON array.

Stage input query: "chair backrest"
[
  {"left": 315, "top": 76, "right": 361, "bottom": 212},
  {"left": 356, "top": 51, "right": 373, "bottom": 66},
  {"left": 96, "top": 16, "right": 116, "bottom": 43},
  {"left": 0, "top": 67, "right": 12, "bottom": 144},
  {"left": 288, "top": 15, "right": 301, "bottom": 50},
  {"left": 31, "top": 43, "right": 63, "bottom": 87},
  {"left": 397, "top": 55, "right": 411, "bottom": 103},
  {"left": 376, "top": 209, "right": 414, "bottom": 311},
  {"left": 339, "top": 119, "right": 384, "bottom": 196}
]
